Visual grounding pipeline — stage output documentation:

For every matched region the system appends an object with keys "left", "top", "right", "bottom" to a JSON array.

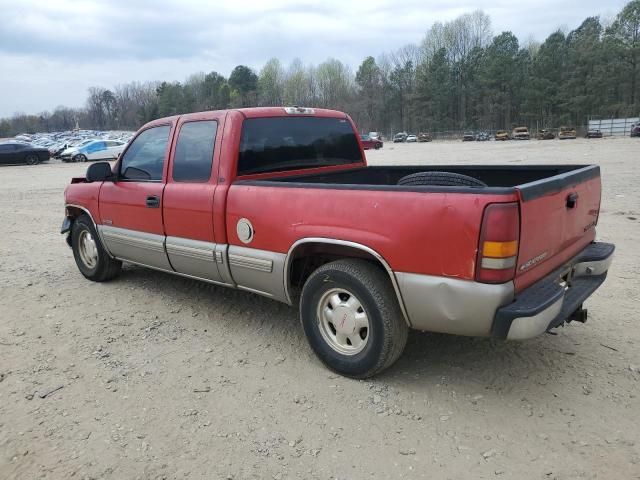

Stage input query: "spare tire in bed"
[{"left": 397, "top": 171, "right": 487, "bottom": 188}]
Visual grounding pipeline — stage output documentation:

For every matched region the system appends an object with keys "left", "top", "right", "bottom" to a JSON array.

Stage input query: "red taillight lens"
[{"left": 476, "top": 203, "right": 520, "bottom": 284}]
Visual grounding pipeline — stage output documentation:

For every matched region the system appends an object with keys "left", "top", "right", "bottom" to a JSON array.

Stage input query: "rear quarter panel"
[{"left": 225, "top": 185, "right": 518, "bottom": 279}]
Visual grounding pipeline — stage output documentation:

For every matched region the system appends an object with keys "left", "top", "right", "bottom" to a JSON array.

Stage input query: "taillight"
[{"left": 476, "top": 203, "right": 520, "bottom": 284}]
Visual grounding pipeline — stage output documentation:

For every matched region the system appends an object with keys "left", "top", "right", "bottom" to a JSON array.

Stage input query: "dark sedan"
[
  {"left": 0, "top": 142, "right": 50, "bottom": 165},
  {"left": 359, "top": 134, "right": 383, "bottom": 150}
]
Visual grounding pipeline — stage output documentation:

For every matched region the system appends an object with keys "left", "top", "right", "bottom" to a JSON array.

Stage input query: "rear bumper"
[
  {"left": 396, "top": 242, "right": 614, "bottom": 338},
  {"left": 491, "top": 242, "right": 615, "bottom": 340}
]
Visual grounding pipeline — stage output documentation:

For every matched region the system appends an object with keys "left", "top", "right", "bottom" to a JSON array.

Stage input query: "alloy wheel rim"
[{"left": 317, "top": 288, "right": 369, "bottom": 355}]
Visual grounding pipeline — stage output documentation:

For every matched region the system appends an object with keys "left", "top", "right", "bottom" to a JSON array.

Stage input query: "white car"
[
  {"left": 406, "top": 135, "right": 417, "bottom": 142},
  {"left": 61, "top": 139, "right": 127, "bottom": 162}
]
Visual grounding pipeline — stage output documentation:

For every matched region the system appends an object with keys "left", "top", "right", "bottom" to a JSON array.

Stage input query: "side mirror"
[{"left": 86, "top": 162, "right": 114, "bottom": 182}]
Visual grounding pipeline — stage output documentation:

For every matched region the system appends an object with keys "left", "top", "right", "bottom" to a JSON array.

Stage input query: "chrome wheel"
[
  {"left": 317, "top": 288, "right": 369, "bottom": 355},
  {"left": 78, "top": 230, "right": 98, "bottom": 269}
]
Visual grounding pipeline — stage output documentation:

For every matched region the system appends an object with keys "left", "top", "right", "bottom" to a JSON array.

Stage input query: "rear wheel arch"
[{"left": 284, "top": 238, "right": 410, "bottom": 326}]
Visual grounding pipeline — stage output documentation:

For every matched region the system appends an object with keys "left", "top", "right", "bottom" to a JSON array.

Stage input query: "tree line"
[{"left": 1, "top": 1, "right": 638, "bottom": 138}]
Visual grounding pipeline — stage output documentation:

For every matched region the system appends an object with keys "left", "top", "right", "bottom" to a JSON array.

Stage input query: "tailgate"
[{"left": 515, "top": 166, "right": 601, "bottom": 291}]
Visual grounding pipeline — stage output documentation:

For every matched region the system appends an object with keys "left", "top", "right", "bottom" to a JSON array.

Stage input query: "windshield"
[{"left": 238, "top": 116, "right": 362, "bottom": 176}]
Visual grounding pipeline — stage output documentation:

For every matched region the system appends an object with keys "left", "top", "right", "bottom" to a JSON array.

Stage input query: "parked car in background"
[
  {"left": 50, "top": 143, "right": 67, "bottom": 158},
  {"left": 417, "top": 132, "right": 432, "bottom": 142},
  {"left": 359, "top": 134, "right": 383, "bottom": 150},
  {"left": 537, "top": 129, "right": 555, "bottom": 140},
  {"left": 462, "top": 132, "right": 475, "bottom": 141},
  {"left": 0, "top": 142, "right": 50, "bottom": 165},
  {"left": 630, "top": 123, "right": 640, "bottom": 137},
  {"left": 393, "top": 132, "right": 407, "bottom": 143},
  {"left": 61, "top": 139, "right": 127, "bottom": 162},
  {"left": 59, "top": 139, "right": 94, "bottom": 161},
  {"left": 586, "top": 129, "right": 603, "bottom": 139},
  {"left": 368, "top": 132, "right": 381, "bottom": 141},
  {"left": 558, "top": 126, "right": 577, "bottom": 139},
  {"left": 512, "top": 127, "right": 530, "bottom": 140},
  {"left": 495, "top": 130, "right": 509, "bottom": 141},
  {"left": 405, "top": 134, "right": 417, "bottom": 142},
  {"left": 476, "top": 132, "right": 490, "bottom": 141}
]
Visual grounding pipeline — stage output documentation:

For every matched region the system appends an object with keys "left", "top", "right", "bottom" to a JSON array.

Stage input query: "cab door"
[
  {"left": 0, "top": 144, "right": 13, "bottom": 164},
  {"left": 163, "top": 115, "right": 227, "bottom": 283},
  {"left": 98, "top": 124, "right": 174, "bottom": 270}
]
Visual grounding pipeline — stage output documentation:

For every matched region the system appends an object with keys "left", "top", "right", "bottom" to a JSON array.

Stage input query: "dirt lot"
[{"left": 1, "top": 138, "right": 639, "bottom": 479}]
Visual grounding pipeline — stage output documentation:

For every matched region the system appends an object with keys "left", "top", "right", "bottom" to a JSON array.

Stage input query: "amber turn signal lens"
[{"left": 482, "top": 240, "right": 519, "bottom": 258}]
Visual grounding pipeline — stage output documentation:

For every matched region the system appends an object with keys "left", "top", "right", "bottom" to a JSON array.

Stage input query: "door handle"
[
  {"left": 146, "top": 195, "right": 160, "bottom": 208},
  {"left": 566, "top": 192, "right": 578, "bottom": 209}
]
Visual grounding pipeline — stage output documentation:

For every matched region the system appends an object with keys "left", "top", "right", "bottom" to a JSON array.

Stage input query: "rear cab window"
[
  {"left": 172, "top": 121, "right": 218, "bottom": 182},
  {"left": 237, "top": 116, "right": 362, "bottom": 176}
]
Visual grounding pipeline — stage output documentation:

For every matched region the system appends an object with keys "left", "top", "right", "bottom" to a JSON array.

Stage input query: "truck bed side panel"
[{"left": 225, "top": 185, "right": 518, "bottom": 279}]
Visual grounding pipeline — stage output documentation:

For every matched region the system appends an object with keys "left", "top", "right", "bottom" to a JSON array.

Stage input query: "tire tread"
[
  {"left": 301, "top": 259, "right": 408, "bottom": 378},
  {"left": 397, "top": 171, "right": 487, "bottom": 188}
]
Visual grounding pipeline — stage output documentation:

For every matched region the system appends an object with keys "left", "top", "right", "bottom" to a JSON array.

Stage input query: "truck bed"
[{"left": 239, "top": 164, "right": 598, "bottom": 200}]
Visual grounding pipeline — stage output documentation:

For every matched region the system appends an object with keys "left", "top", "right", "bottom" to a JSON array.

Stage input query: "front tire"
[
  {"left": 300, "top": 259, "right": 408, "bottom": 378},
  {"left": 25, "top": 154, "right": 39, "bottom": 165},
  {"left": 73, "top": 154, "right": 87, "bottom": 163},
  {"left": 71, "top": 215, "right": 121, "bottom": 282}
]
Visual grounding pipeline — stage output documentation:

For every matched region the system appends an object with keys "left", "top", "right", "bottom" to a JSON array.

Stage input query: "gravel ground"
[{"left": 1, "top": 138, "right": 638, "bottom": 479}]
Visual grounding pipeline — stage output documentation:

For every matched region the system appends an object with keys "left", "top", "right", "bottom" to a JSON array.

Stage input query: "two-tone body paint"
[{"left": 64, "top": 106, "right": 606, "bottom": 338}]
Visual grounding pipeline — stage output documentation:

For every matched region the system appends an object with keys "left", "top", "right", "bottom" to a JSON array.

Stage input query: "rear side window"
[
  {"left": 172, "top": 121, "right": 217, "bottom": 182},
  {"left": 119, "top": 126, "right": 170, "bottom": 181},
  {"left": 238, "top": 117, "right": 362, "bottom": 176}
]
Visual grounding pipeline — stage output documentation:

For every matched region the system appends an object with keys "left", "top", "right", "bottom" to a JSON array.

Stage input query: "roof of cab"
[{"left": 140, "top": 107, "right": 348, "bottom": 130}]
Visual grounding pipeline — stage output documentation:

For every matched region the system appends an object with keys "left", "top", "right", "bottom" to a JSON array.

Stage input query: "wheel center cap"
[{"left": 333, "top": 307, "right": 356, "bottom": 334}]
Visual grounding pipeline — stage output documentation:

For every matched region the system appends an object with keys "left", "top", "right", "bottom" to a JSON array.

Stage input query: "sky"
[{"left": 0, "top": 0, "right": 629, "bottom": 117}]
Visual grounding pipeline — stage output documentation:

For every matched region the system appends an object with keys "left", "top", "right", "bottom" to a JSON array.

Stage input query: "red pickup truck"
[{"left": 61, "top": 107, "right": 614, "bottom": 378}]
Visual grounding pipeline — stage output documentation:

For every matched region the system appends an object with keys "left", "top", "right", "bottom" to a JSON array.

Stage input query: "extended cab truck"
[{"left": 61, "top": 107, "right": 615, "bottom": 378}]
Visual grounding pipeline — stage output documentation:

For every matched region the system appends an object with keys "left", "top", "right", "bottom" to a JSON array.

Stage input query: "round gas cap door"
[{"left": 236, "top": 218, "right": 254, "bottom": 244}]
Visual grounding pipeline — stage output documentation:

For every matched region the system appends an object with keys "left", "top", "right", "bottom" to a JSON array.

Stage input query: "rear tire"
[
  {"left": 397, "top": 171, "right": 487, "bottom": 188},
  {"left": 300, "top": 259, "right": 408, "bottom": 378},
  {"left": 71, "top": 215, "right": 121, "bottom": 282}
]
